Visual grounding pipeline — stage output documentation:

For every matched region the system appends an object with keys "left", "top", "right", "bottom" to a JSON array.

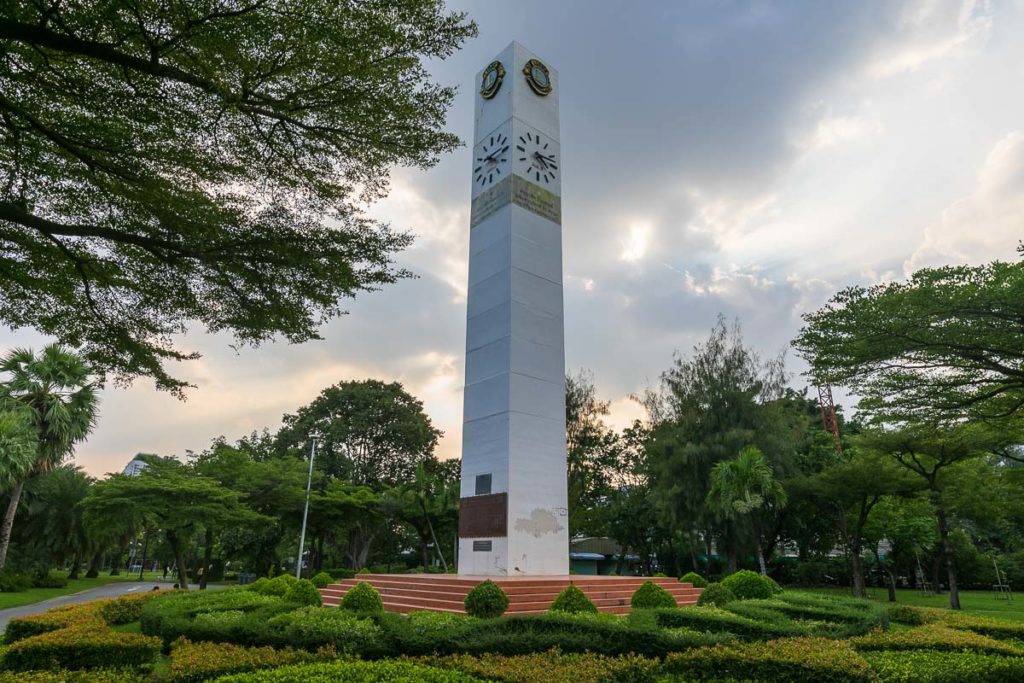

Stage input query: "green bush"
[
  {"left": 356, "top": 568, "right": 371, "bottom": 575},
  {"left": 212, "top": 660, "right": 485, "bottom": 682},
  {"left": 340, "top": 581, "right": 383, "bottom": 614},
  {"left": 247, "top": 578, "right": 270, "bottom": 594},
  {"left": 653, "top": 606, "right": 803, "bottom": 640},
  {"left": 863, "top": 649, "right": 1024, "bottom": 683},
  {"left": 258, "top": 574, "right": 298, "bottom": 597},
  {"left": 696, "top": 582, "right": 736, "bottom": 607},
  {"left": 464, "top": 580, "right": 509, "bottom": 619},
  {"left": 1, "top": 620, "right": 161, "bottom": 671},
  {"left": 549, "top": 585, "right": 598, "bottom": 614},
  {"left": 852, "top": 624, "right": 1021, "bottom": 657},
  {"left": 284, "top": 579, "right": 322, "bottom": 607},
  {"left": 99, "top": 593, "right": 154, "bottom": 625},
  {"left": 423, "top": 651, "right": 661, "bottom": 683},
  {"left": 310, "top": 572, "right": 332, "bottom": 589},
  {"left": 381, "top": 611, "right": 476, "bottom": 656},
  {"left": 262, "top": 607, "right": 385, "bottom": 655},
  {"left": 323, "top": 568, "right": 356, "bottom": 580},
  {"left": 167, "top": 637, "right": 330, "bottom": 683},
  {"left": 720, "top": 570, "right": 775, "bottom": 600},
  {"left": 630, "top": 581, "right": 677, "bottom": 609},
  {"left": 766, "top": 576, "right": 783, "bottom": 595},
  {"left": 662, "top": 636, "right": 874, "bottom": 683},
  {"left": 31, "top": 574, "right": 69, "bottom": 589},
  {"left": 888, "top": 603, "right": 927, "bottom": 626},
  {"left": 140, "top": 589, "right": 296, "bottom": 645},
  {"left": 680, "top": 572, "right": 708, "bottom": 588},
  {"left": 0, "top": 671, "right": 147, "bottom": 682},
  {"left": 0, "top": 568, "right": 32, "bottom": 592}
]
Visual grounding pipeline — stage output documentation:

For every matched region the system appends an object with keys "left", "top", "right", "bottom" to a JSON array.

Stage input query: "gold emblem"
[
  {"left": 522, "top": 58, "right": 552, "bottom": 96},
  {"left": 480, "top": 60, "right": 505, "bottom": 99}
]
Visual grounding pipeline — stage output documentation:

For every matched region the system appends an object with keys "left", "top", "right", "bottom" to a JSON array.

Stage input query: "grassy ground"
[
  {"left": 0, "top": 570, "right": 169, "bottom": 610},
  {"left": 811, "top": 587, "right": 1024, "bottom": 622}
]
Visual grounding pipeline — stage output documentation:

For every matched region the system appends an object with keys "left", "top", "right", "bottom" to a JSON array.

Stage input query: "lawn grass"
[
  {"left": 810, "top": 587, "right": 1024, "bottom": 622},
  {"left": 0, "top": 571, "right": 170, "bottom": 610}
]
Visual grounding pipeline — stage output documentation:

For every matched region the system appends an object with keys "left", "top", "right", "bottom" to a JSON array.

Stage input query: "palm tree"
[
  {"left": 0, "top": 345, "right": 98, "bottom": 568},
  {"left": 706, "top": 446, "right": 787, "bottom": 576},
  {"left": 0, "top": 402, "right": 38, "bottom": 491},
  {"left": 21, "top": 465, "right": 93, "bottom": 577}
]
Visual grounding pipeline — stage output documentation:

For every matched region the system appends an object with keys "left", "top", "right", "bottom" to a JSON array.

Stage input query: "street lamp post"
[{"left": 296, "top": 430, "right": 322, "bottom": 579}]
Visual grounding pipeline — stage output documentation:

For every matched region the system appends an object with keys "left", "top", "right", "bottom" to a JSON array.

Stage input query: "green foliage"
[
  {"left": 30, "top": 574, "right": 68, "bottom": 589},
  {"left": 0, "top": 671, "right": 146, "bottom": 682},
  {"left": 680, "top": 572, "right": 708, "bottom": 588},
  {"left": 0, "top": 569, "right": 32, "bottom": 592},
  {"left": 630, "top": 581, "right": 677, "bottom": 609},
  {"left": 167, "top": 637, "right": 330, "bottom": 683},
  {"left": 721, "top": 570, "right": 776, "bottom": 600},
  {"left": 310, "top": 573, "right": 332, "bottom": 589},
  {"left": 423, "top": 651, "right": 661, "bottom": 683},
  {"left": 356, "top": 568, "right": 371, "bottom": 575},
  {"left": 697, "top": 583, "right": 736, "bottom": 607},
  {"left": 248, "top": 578, "right": 271, "bottom": 594},
  {"left": 464, "top": 580, "right": 509, "bottom": 619},
  {"left": 212, "top": 660, "right": 484, "bottom": 683},
  {"left": 251, "top": 574, "right": 297, "bottom": 598},
  {"left": 549, "top": 585, "right": 598, "bottom": 614},
  {"left": 852, "top": 624, "right": 1021, "bottom": 656},
  {"left": 888, "top": 604, "right": 927, "bottom": 626},
  {"left": 341, "top": 582, "right": 384, "bottom": 614},
  {"left": 284, "top": 579, "right": 322, "bottom": 607},
  {"left": 98, "top": 594, "right": 152, "bottom": 625},
  {"left": 863, "top": 649, "right": 1024, "bottom": 683},
  {"left": 0, "top": 2, "right": 478, "bottom": 393},
  {"left": 263, "top": 608, "right": 384, "bottom": 654},
  {"left": 654, "top": 606, "right": 803, "bottom": 640},
  {"left": 0, "top": 403, "right": 37, "bottom": 489},
  {"left": 140, "top": 589, "right": 296, "bottom": 645},
  {"left": 662, "top": 636, "right": 874, "bottom": 683}
]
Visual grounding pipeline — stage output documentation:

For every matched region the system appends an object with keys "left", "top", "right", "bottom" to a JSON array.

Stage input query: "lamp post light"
[{"left": 296, "top": 430, "right": 322, "bottom": 579}]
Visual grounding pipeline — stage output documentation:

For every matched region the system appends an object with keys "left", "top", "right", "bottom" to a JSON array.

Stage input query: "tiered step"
[{"left": 321, "top": 574, "right": 702, "bottom": 615}]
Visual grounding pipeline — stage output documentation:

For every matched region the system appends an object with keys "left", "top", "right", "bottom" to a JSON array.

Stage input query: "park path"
[{"left": 0, "top": 580, "right": 229, "bottom": 632}]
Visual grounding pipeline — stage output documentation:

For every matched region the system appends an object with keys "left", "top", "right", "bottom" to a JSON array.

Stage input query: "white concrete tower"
[{"left": 458, "top": 42, "right": 568, "bottom": 576}]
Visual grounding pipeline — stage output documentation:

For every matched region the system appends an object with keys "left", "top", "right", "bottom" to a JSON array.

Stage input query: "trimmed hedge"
[
  {"left": 98, "top": 593, "right": 155, "bottom": 625},
  {"left": 340, "top": 582, "right": 383, "bottom": 614},
  {"left": 263, "top": 607, "right": 385, "bottom": 654},
  {"left": 662, "top": 636, "right": 874, "bottom": 683},
  {"left": 1, "top": 612, "right": 161, "bottom": 671},
  {"left": 211, "top": 660, "right": 485, "bottom": 682},
  {"left": 888, "top": 603, "right": 927, "bottom": 626},
  {"left": 423, "top": 651, "right": 661, "bottom": 683},
  {"left": 852, "top": 624, "right": 1021, "bottom": 657},
  {"left": 630, "top": 581, "right": 676, "bottom": 609},
  {"left": 140, "top": 589, "right": 299, "bottom": 646},
  {"left": 166, "top": 637, "right": 332, "bottom": 683},
  {"left": 0, "top": 671, "right": 146, "bottom": 682},
  {"left": 464, "top": 580, "right": 509, "bottom": 619},
  {"left": 680, "top": 572, "right": 708, "bottom": 588},
  {"left": 549, "top": 585, "right": 598, "bottom": 614},
  {"left": 864, "top": 650, "right": 1024, "bottom": 683},
  {"left": 653, "top": 606, "right": 803, "bottom": 640},
  {"left": 696, "top": 582, "right": 735, "bottom": 608},
  {"left": 310, "top": 572, "right": 332, "bottom": 589},
  {"left": 720, "top": 570, "right": 776, "bottom": 600},
  {"left": 284, "top": 579, "right": 322, "bottom": 607}
]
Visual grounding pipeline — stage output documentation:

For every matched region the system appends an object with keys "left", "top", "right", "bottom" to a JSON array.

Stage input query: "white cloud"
[
  {"left": 620, "top": 222, "right": 652, "bottom": 262},
  {"left": 906, "top": 129, "right": 1024, "bottom": 272}
]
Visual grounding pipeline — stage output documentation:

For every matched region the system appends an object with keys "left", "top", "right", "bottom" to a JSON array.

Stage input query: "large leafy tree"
[
  {"left": 565, "top": 370, "right": 621, "bottom": 536},
  {"left": 0, "top": 345, "right": 97, "bottom": 568},
  {"left": 706, "top": 446, "right": 787, "bottom": 576},
  {"left": 0, "top": 1, "right": 477, "bottom": 393},
  {"left": 276, "top": 379, "right": 441, "bottom": 488},
  {"left": 794, "top": 260, "right": 1024, "bottom": 425},
  {"left": 20, "top": 465, "right": 93, "bottom": 577}
]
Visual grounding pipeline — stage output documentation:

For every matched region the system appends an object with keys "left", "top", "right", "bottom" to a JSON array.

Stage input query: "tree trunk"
[
  {"left": 85, "top": 550, "right": 102, "bottom": 578},
  {"left": 931, "top": 554, "right": 943, "bottom": 594},
  {"left": 424, "top": 512, "right": 448, "bottom": 572},
  {"left": 109, "top": 535, "right": 130, "bottom": 575},
  {"left": 68, "top": 552, "right": 81, "bottom": 580},
  {"left": 727, "top": 533, "right": 738, "bottom": 574},
  {"left": 756, "top": 540, "right": 767, "bottom": 576},
  {"left": 616, "top": 545, "right": 629, "bottom": 575},
  {"left": 0, "top": 480, "right": 25, "bottom": 569},
  {"left": 167, "top": 529, "right": 189, "bottom": 590},
  {"left": 138, "top": 528, "right": 150, "bottom": 580},
  {"left": 935, "top": 505, "right": 961, "bottom": 610},
  {"left": 850, "top": 548, "right": 866, "bottom": 598},
  {"left": 200, "top": 527, "right": 213, "bottom": 590}
]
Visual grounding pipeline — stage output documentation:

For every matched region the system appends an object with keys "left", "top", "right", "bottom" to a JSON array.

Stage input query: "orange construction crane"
[{"left": 817, "top": 384, "right": 843, "bottom": 453}]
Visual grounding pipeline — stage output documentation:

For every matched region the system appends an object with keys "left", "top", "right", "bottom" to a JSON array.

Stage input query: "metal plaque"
[{"left": 459, "top": 492, "right": 508, "bottom": 538}]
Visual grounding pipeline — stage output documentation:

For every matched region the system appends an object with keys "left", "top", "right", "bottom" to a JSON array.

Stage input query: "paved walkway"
[{"left": 0, "top": 580, "right": 228, "bottom": 631}]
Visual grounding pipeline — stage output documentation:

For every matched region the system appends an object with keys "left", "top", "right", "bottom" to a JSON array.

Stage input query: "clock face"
[
  {"left": 515, "top": 129, "right": 559, "bottom": 187},
  {"left": 473, "top": 130, "right": 510, "bottom": 189}
]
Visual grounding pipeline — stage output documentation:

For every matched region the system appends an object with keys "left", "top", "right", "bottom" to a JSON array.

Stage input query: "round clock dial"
[
  {"left": 474, "top": 132, "right": 509, "bottom": 189},
  {"left": 515, "top": 130, "right": 558, "bottom": 185}
]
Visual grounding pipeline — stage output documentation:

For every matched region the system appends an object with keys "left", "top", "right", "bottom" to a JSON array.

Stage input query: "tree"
[
  {"left": 863, "top": 495, "right": 937, "bottom": 602},
  {"left": 82, "top": 459, "right": 251, "bottom": 590},
  {"left": 809, "top": 448, "right": 920, "bottom": 597},
  {"left": 0, "top": 1, "right": 477, "bottom": 394},
  {"left": 0, "top": 402, "right": 37, "bottom": 490},
  {"left": 862, "top": 422, "right": 1011, "bottom": 609},
  {"left": 706, "top": 446, "right": 787, "bottom": 576},
  {"left": 565, "top": 370, "right": 620, "bottom": 535},
  {"left": 794, "top": 260, "right": 1024, "bottom": 425},
  {"left": 0, "top": 345, "right": 97, "bottom": 568},
  {"left": 276, "top": 380, "right": 441, "bottom": 488},
  {"left": 20, "top": 465, "right": 93, "bottom": 578},
  {"left": 396, "top": 459, "right": 459, "bottom": 571}
]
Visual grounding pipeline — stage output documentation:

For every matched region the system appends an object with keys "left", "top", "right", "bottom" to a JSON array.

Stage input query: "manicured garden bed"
[{"left": 2, "top": 578, "right": 1022, "bottom": 682}]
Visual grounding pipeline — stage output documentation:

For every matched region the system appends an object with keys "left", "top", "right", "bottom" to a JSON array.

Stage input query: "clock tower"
[{"left": 458, "top": 42, "right": 568, "bottom": 576}]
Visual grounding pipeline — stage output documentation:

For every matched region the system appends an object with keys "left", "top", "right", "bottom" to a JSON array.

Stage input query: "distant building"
[{"left": 122, "top": 457, "right": 150, "bottom": 477}]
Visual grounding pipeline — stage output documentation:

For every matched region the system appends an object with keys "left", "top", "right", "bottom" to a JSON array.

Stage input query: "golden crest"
[
  {"left": 522, "top": 58, "right": 552, "bottom": 96},
  {"left": 480, "top": 60, "right": 505, "bottom": 99}
]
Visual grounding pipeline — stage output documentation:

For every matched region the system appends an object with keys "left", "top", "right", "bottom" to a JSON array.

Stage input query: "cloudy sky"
[{"left": 7, "top": 0, "right": 1023, "bottom": 477}]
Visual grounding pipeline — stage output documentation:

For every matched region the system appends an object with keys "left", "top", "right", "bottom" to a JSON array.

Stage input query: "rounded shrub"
[
  {"left": 549, "top": 585, "right": 598, "bottom": 614},
  {"left": 311, "top": 572, "right": 332, "bottom": 589},
  {"left": 720, "top": 570, "right": 774, "bottom": 600},
  {"left": 680, "top": 571, "right": 708, "bottom": 588},
  {"left": 248, "top": 577, "right": 270, "bottom": 594},
  {"left": 356, "top": 568, "right": 371, "bottom": 575},
  {"left": 284, "top": 578, "right": 322, "bottom": 606},
  {"left": 696, "top": 582, "right": 736, "bottom": 608},
  {"left": 630, "top": 580, "right": 677, "bottom": 609},
  {"left": 464, "top": 580, "right": 509, "bottom": 619},
  {"left": 888, "top": 603, "right": 926, "bottom": 626},
  {"left": 340, "top": 581, "right": 383, "bottom": 614}
]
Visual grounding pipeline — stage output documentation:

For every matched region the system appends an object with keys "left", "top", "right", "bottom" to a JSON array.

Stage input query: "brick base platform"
[{"left": 321, "top": 574, "right": 702, "bottom": 615}]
